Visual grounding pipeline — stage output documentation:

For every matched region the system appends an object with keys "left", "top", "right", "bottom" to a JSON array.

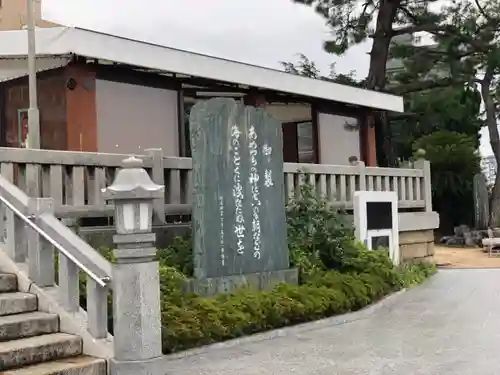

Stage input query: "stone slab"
[
  {"left": 473, "top": 173, "right": 489, "bottom": 229},
  {"left": 2, "top": 355, "right": 106, "bottom": 375},
  {"left": 0, "top": 312, "right": 59, "bottom": 342},
  {"left": 401, "top": 242, "right": 434, "bottom": 260},
  {"left": 190, "top": 98, "right": 288, "bottom": 279},
  {"left": 0, "top": 293, "right": 37, "bottom": 317},
  {"left": 0, "top": 332, "right": 82, "bottom": 371},
  {"left": 110, "top": 355, "right": 164, "bottom": 375},
  {"left": 399, "top": 229, "right": 434, "bottom": 245},
  {"left": 0, "top": 274, "right": 17, "bottom": 293},
  {"left": 398, "top": 211, "right": 439, "bottom": 232},
  {"left": 183, "top": 268, "right": 299, "bottom": 296}
]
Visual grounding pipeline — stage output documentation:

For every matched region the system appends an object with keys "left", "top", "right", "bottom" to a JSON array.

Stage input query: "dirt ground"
[{"left": 434, "top": 245, "right": 500, "bottom": 268}]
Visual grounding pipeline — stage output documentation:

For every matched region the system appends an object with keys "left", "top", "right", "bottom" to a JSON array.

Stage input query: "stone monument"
[
  {"left": 473, "top": 173, "right": 489, "bottom": 230},
  {"left": 186, "top": 98, "right": 297, "bottom": 295}
]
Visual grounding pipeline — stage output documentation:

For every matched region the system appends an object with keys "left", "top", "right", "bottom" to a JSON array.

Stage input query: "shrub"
[
  {"left": 339, "top": 241, "right": 401, "bottom": 287},
  {"left": 159, "top": 256, "right": 436, "bottom": 353},
  {"left": 397, "top": 262, "right": 437, "bottom": 288},
  {"left": 287, "top": 180, "right": 356, "bottom": 276},
  {"left": 156, "top": 236, "right": 193, "bottom": 276},
  {"left": 76, "top": 236, "right": 434, "bottom": 354}
]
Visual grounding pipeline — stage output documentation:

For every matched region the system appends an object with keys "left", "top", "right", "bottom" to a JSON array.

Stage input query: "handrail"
[{"left": 0, "top": 195, "right": 110, "bottom": 287}]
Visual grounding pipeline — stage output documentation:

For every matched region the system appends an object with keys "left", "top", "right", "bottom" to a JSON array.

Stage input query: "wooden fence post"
[
  {"left": 414, "top": 159, "right": 432, "bottom": 212},
  {"left": 145, "top": 148, "right": 166, "bottom": 223}
]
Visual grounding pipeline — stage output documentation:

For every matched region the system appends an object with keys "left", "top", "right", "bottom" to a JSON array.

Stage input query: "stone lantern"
[{"left": 102, "top": 156, "right": 165, "bottom": 375}]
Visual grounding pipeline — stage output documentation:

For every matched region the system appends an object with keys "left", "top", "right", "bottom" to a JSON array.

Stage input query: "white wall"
[
  {"left": 318, "top": 113, "right": 360, "bottom": 165},
  {"left": 95, "top": 80, "right": 179, "bottom": 155},
  {"left": 266, "top": 103, "right": 311, "bottom": 123},
  {"left": 93, "top": 87, "right": 359, "bottom": 164}
]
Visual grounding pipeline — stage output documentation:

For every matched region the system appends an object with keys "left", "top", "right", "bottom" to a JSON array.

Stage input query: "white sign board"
[{"left": 353, "top": 191, "right": 400, "bottom": 265}]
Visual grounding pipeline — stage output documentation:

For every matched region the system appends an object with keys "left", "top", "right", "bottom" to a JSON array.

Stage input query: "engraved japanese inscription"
[{"left": 190, "top": 98, "right": 288, "bottom": 279}]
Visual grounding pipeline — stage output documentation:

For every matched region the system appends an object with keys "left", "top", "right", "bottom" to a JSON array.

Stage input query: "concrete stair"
[
  {"left": 0, "top": 273, "right": 107, "bottom": 374},
  {"left": 0, "top": 274, "right": 17, "bottom": 293}
]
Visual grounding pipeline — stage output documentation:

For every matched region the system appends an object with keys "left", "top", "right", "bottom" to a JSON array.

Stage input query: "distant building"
[
  {"left": 386, "top": 34, "right": 451, "bottom": 85},
  {"left": 386, "top": 34, "right": 413, "bottom": 78},
  {"left": 481, "top": 155, "right": 497, "bottom": 185},
  {"left": 0, "top": 0, "right": 56, "bottom": 30}
]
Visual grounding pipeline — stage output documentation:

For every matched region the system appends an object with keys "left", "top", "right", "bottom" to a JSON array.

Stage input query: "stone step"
[
  {"left": 0, "top": 333, "right": 82, "bottom": 371},
  {"left": 0, "top": 311, "right": 59, "bottom": 342},
  {"left": 0, "top": 355, "right": 106, "bottom": 375},
  {"left": 0, "top": 293, "right": 38, "bottom": 317},
  {"left": 0, "top": 274, "right": 17, "bottom": 293}
]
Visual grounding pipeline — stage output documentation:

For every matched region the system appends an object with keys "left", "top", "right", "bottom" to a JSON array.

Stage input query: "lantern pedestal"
[
  {"left": 110, "top": 355, "right": 164, "bottom": 375},
  {"left": 112, "top": 232, "right": 157, "bottom": 263},
  {"left": 110, "top": 255, "right": 163, "bottom": 375}
]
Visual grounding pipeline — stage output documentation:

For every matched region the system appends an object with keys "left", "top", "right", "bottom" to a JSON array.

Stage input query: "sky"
[
  {"left": 41, "top": 0, "right": 492, "bottom": 156},
  {"left": 42, "top": 0, "right": 370, "bottom": 76}
]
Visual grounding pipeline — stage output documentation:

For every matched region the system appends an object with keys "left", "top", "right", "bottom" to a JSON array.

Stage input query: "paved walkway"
[{"left": 163, "top": 269, "right": 500, "bottom": 375}]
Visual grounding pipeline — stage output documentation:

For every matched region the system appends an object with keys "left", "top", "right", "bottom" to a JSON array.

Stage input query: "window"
[
  {"left": 181, "top": 98, "right": 317, "bottom": 163},
  {"left": 282, "top": 121, "right": 317, "bottom": 163},
  {"left": 183, "top": 98, "right": 196, "bottom": 157},
  {"left": 297, "top": 121, "right": 315, "bottom": 163}
]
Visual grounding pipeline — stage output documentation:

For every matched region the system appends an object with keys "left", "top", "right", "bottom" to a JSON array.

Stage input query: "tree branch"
[
  {"left": 429, "top": 26, "right": 491, "bottom": 53},
  {"left": 393, "top": 24, "right": 445, "bottom": 36},
  {"left": 390, "top": 77, "right": 457, "bottom": 95},
  {"left": 360, "top": 0, "right": 373, "bottom": 18},
  {"left": 474, "top": 0, "right": 490, "bottom": 20},
  {"left": 398, "top": 5, "right": 418, "bottom": 24}
]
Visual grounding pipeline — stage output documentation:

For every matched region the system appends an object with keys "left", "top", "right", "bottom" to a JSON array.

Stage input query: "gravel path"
[{"left": 435, "top": 245, "right": 500, "bottom": 268}]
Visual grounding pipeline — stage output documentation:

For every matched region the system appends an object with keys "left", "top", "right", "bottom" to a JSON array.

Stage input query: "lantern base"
[
  {"left": 183, "top": 268, "right": 298, "bottom": 297},
  {"left": 110, "top": 355, "right": 164, "bottom": 375}
]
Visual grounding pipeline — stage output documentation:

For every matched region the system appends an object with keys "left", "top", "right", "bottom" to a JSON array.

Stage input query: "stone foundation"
[
  {"left": 78, "top": 223, "right": 191, "bottom": 249},
  {"left": 399, "top": 229, "right": 435, "bottom": 263},
  {"left": 183, "top": 268, "right": 299, "bottom": 297}
]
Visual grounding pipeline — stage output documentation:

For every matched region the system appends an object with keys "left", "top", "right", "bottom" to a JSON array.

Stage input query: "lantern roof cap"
[{"left": 102, "top": 156, "right": 164, "bottom": 200}]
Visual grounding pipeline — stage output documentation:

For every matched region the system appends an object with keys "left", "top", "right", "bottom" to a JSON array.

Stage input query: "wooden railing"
[
  {"left": 0, "top": 147, "right": 432, "bottom": 219},
  {"left": 283, "top": 162, "right": 431, "bottom": 211}
]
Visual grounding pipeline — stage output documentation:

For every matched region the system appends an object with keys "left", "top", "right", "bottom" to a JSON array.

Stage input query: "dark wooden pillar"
[
  {"left": 360, "top": 113, "right": 377, "bottom": 167},
  {"left": 243, "top": 90, "right": 267, "bottom": 108},
  {"left": 281, "top": 122, "right": 299, "bottom": 163}
]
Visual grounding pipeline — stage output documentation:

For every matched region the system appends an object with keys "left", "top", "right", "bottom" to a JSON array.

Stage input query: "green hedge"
[
  {"left": 158, "top": 248, "right": 435, "bottom": 353},
  {"left": 88, "top": 239, "right": 435, "bottom": 354}
]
